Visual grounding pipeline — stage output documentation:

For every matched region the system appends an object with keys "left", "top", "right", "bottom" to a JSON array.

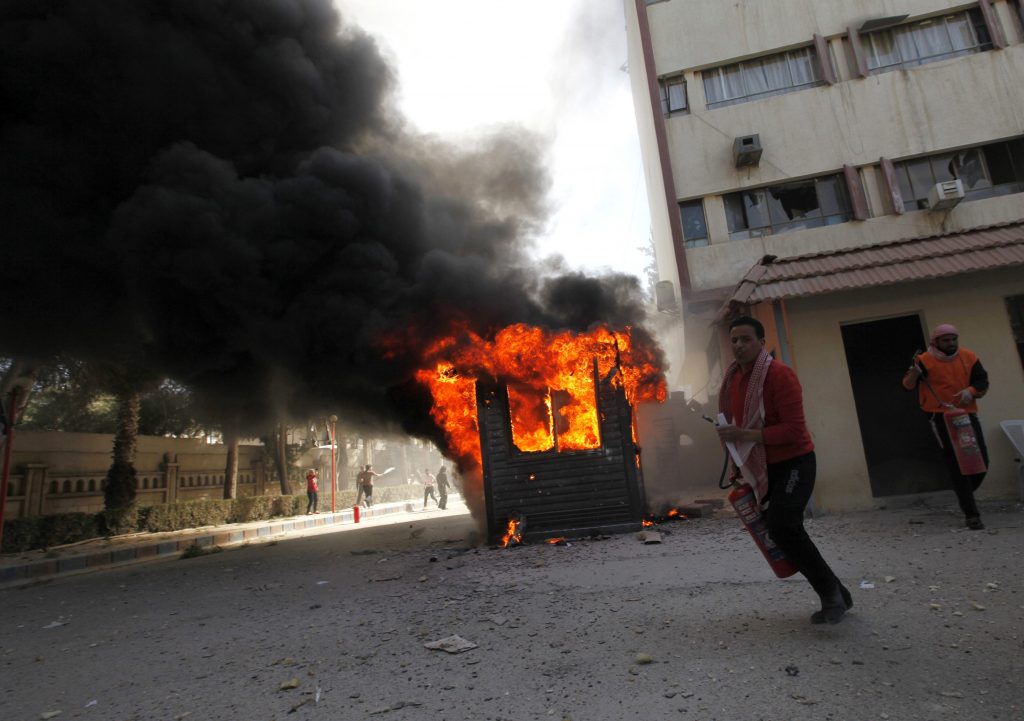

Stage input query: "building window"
[
  {"left": 678, "top": 200, "right": 708, "bottom": 248},
  {"left": 723, "top": 174, "right": 852, "bottom": 240},
  {"left": 702, "top": 46, "right": 823, "bottom": 109},
  {"left": 894, "top": 137, "right": 1024, "bottom": 210},
  {"left": 658, "top": 76, "right": 688, "bottom": 116},
  {"left": 863, "top": 9, "right": 992, "bottom": 74}
]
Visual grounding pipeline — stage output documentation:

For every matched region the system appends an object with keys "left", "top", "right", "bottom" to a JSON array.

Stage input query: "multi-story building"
[{"left": 626, "top": 0, "right": 1024, "bottom": 510}]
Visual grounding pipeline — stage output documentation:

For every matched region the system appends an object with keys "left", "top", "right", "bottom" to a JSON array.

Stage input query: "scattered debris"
[
  {"left": 280, "top": 678, "right": 300, "bottom": 690},
  {"left": 316, "top": 580, "right": 329, "bottom": 585},
  {"left": 940, "top": 691, "right": 965, "bottom": 698},
  {"left": 368, "top": 574, "right": 403, "bottom": 583},
  {"left": 369, "top": 701, "right": 423, "bottom": 715},
  {"left": 423, "top": 635, "right": 477, "bottom": 654},
  {"left": 859, "top": 581, "right": 875, "bottom": 590},
  {"left": 784, "top": 665, "right": 799, "bottom": 677},
  {"left": 635, "top": 653, "right": 654, "bottom": 665},
  {"left": 42, "top": 619, "right": 67, "bottom": 629},
  {"left": 884, "top": 576, "right": 896, "bottom": 583},
  {"left": 971, "top": 601, "right": 986, "bottom": 611},
  {"left": 636, "top": 531, "right": 662, "bottom": 544},
  {"left": 40, "top": 711, "right": 62, "bottom": 720}
]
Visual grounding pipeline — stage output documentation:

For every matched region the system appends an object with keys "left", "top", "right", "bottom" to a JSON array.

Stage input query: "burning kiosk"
[
  {"left": 477, "top": 359, "right": 646, "bottom": 544},
  {"left": 413, "top": 323, "right": 666, "bottom": 545}
]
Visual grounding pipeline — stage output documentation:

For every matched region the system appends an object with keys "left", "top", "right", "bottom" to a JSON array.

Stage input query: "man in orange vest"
[{"left": 902, "top": 323, "right": 990, "bottom": 530}]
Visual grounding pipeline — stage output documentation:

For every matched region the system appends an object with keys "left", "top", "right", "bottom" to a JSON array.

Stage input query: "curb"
[{"left": 0, "top": 501, "right": 419, "bottom": 588}]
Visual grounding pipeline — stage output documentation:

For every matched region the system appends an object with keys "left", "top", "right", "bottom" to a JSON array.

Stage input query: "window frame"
[
  {"left": 861, "top": 8, "right": 993, "bottom": 74},
  {"left": 658, "top": 75, "right": 689, "bottom": 117},
  {"left": 678, "top": 199, "right": 709, "bottom": 248},
  {"left": 893, "top": 137, "right": 1024, "bottom": 210},
  {"left": 723, "top": 174, "right": 853, "bottom": 240},
  {"left": 702, "top": 45, "right": 824, "bottom": 110}
]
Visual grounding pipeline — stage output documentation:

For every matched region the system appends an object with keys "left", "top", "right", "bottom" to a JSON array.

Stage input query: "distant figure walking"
[
  {"left": 423, "top": 468, "right": 438, "bottom": 509},
  {"left": 305, "top": 469, "right": 319, "bottom": 515},
  {"left": 902, "top": 323, "right": 990, "bottom": 530},
  {"left": 436, "top": 466, "right": 451, "bottom": 510},
  {"left": 355, "top": 464, "right": 380, "bottom": 508}
]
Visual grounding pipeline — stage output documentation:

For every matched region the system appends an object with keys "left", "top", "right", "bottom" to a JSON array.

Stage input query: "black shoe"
[
  {"left": 811, "top": 585, "right": 849, "bottom": 625},
  {"left": 966, "top": 516, "right": 985, "bottom": 530}
]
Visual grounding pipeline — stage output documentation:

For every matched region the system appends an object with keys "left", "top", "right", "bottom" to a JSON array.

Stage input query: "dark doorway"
[{"left": 840, "top": 315, "right": 948, "bottom": 497}]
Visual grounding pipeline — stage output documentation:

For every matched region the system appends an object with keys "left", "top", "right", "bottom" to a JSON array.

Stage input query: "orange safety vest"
[{"left": 915, "top": 348, "right": 980, "bottom": 414}]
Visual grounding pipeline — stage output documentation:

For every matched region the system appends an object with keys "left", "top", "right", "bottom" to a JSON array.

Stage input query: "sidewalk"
[{"left": 0, "top": 496, "right": 453, "bottom": 587}]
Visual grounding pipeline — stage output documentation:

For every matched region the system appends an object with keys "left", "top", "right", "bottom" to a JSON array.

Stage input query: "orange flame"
[
  {"left": 412, "top": 323, "right": 666, "bottom": 468},
  {"left": 546, "top": 537, "right": 567, "bottom": 545},
  {"left": 501, "top": 517, "right": 524, "bottom": 548}
]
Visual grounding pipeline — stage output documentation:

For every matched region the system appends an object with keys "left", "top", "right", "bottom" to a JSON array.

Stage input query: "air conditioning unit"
[
  {"left": 733, "top": 134, "right": 763, "bottom": 168},
  {"left": 655, "top": 280, "right": 679, "bottom": 313},
  {"left": 927, "top": 179, "right": 965, "bottom": 211}
]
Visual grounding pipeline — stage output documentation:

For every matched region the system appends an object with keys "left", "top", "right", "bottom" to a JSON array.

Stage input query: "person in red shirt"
[
  {"left": 717, "top": 316, "right": 851, "bottom": 624},
  {"left": 305, "top": 469, "right": 319, "bottom": 515},
  {"left": 901, "top": 323, "right": 990, "bottom": 529}
]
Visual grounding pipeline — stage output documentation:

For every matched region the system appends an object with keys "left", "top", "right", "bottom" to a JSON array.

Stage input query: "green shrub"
[{"left": 1, "top": 512, "right": 102, "bottom": 553}]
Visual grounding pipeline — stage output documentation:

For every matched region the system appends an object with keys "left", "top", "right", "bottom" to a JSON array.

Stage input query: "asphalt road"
[{"left": 2, "top": 498, "right": 1022, "bottom": 721}]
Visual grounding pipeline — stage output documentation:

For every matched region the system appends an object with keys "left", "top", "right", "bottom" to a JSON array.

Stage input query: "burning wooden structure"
[{"left": 477, "top": 360, "right": 646, "bottom": 544}]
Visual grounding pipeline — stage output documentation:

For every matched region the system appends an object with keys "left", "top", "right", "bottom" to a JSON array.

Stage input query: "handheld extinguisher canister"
[
  {"left": 727, "top": 481, "right": 797, "bottom": 578},
  {"left": 943, "top": 410, "right": 988, "bottom": 475}
]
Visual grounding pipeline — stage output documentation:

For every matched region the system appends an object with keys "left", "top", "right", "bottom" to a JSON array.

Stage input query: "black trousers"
[
  {"left": 424, "top": 487, "right": 437, "bottom": 507},
  {"left": 306, "top": 491, "right": 317, "bottom": 514},
  {"left": 930, "top": 412, "right": 988, "bottom": 518},
  {"left": 764, "top": 452, "right": 839, "bottom": 598}
]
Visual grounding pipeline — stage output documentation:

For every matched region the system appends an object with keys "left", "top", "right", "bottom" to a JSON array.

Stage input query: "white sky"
[{"left": 335, "top": 0, "right": 652, "bottom": 282}]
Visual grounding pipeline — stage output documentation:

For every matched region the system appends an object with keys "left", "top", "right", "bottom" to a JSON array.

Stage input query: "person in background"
[
  {"left": 355, "top": 464, "right": 379, "bottom": 508},
  {"left": 436, "top": 465, "right": 450, "bottom": 510},
  {"left": 305, "top": 469, "right": 318, "bottom": 515},
  {"left": 902, "top": 323, "right": 990, "bottom": 530},
  {"left": 716, "top": 315, "right": 851, "bottom": 624},
  {"left": 422, "top": 468, "right": 438, "bottom": 509}
]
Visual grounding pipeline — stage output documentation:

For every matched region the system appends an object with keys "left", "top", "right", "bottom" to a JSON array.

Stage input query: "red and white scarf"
[{"left": 718, "top": 348, "right": 773, "bottom": 503}]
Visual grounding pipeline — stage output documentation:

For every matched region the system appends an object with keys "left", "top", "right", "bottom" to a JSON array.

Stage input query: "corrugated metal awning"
[{"left": 721, "top": 221, "right": 1024, "bottom": 315}]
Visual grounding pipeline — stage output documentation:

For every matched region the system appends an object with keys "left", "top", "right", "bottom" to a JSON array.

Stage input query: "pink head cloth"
[{"left": 930, "top": 323, "right": 958, "bottom": 342}]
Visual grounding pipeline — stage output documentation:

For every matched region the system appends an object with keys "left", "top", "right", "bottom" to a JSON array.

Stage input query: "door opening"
[{"left": 840, "top": 314, "right": 948, "bottom": 497}]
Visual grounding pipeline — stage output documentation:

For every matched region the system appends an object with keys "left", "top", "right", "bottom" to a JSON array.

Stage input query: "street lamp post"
[{"left": 328, "top": 415, "right": 338, "bottom": 513}]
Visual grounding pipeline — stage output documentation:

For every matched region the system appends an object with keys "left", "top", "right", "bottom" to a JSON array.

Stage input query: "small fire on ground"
[
  {"left": 643, "top": 507, "right": 688, "bottom": 527},
  {"left": 500, "top": 515, "right": 525, "bottom": 548}
]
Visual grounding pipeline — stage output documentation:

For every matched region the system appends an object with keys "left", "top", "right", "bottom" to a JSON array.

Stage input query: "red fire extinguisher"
[
  {"left": 728, "top": 481, "right": 797, "bottom": 579},
  {"left": 942, "top": 409, "right": 988, "bottom": 476}
]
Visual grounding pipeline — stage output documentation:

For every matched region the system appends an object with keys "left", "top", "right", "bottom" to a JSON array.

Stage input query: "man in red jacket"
[
  {"left": 717, "top": 316, "right": 851, "bottom": 624},
  {"left": 901, "top": 323, "right": 990, "bottom": 530}
]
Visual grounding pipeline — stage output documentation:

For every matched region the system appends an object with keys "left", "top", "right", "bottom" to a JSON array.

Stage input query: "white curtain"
[
  {"left": 913, "top": 20, "right": 953, "bottom": 61},
  {"left": 946, "top": 14, "right": 976, "bottom": 51}
]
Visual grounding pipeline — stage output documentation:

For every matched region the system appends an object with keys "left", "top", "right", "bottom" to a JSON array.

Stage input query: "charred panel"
[{"left": 478, "top": 361, "right": 645, "bottom": 543}]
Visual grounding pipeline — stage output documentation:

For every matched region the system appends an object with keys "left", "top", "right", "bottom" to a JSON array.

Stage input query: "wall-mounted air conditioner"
[
  {"left": 733, "top": 134, "right": 762, "bottom": 168},
  {"left": 655, "top": 280, "right": 679, "bottom": 313},
  {"left": 927, "top": 179, "right": 964, "bottom": 211}
]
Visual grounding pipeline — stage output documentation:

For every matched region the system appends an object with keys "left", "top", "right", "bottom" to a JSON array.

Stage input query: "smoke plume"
[{"left": 0, "top": 0, "right": 657, "bottom": 440}]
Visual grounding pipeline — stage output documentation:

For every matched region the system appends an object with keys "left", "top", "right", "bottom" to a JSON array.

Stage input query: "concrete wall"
[
  {"left": 3, "top": 432, "right": 279, "bottom": 519},
  {"left": 787, "top": 267, "right": 1024, "bottom": 511}
]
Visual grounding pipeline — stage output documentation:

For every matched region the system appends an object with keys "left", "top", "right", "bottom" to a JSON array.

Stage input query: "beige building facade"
[{"left": 626, "top": 0, "right": 1024, "bottom": 509}]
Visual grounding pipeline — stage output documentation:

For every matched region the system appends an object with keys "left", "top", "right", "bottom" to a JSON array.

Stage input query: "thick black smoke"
[{"left": 0, "top": 0, "right": 656, "bottom": 438}]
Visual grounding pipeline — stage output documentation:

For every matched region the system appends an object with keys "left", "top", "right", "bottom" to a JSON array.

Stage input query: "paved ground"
[{"left": 2, "top": 495, "right": 1022, "bottom": 721}]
